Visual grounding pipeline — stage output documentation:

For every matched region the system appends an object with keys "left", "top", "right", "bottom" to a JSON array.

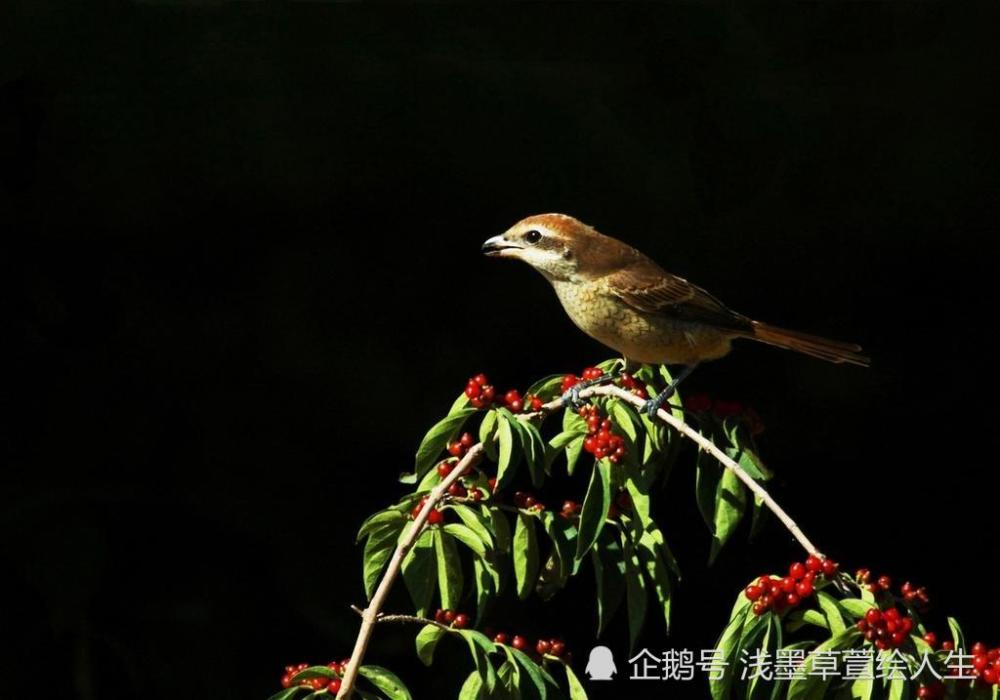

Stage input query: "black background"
[{"left": 3, "top": 2, "right": 999, "bottom": 699}]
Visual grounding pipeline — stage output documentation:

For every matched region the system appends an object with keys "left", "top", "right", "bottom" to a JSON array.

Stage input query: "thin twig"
[{"left": 337, "top": 377, "right": 822, "bottom": 697}]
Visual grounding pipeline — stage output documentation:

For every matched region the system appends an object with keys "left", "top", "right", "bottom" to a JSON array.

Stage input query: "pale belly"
[{"left": 552, "top": 280, "right": 733, "bottom": 366}]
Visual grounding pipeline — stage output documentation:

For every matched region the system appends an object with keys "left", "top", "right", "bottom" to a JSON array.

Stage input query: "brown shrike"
[{"left": 482, "top": 213, "right": 868, "bottom": 414}]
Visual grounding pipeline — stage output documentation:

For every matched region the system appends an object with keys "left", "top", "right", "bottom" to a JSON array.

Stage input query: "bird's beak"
[{"left": 482, "top": 235, "right": 521, "bottom": 257}]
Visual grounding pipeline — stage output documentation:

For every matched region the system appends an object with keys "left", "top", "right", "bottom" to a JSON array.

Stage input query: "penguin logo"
[{"left": 585, "top": 646, "right": 617, "bottom": 681}]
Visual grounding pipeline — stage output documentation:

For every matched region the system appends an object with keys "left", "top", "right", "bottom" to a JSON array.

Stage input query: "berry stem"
[{"left": 337, "top": 443, "right": 484, "bottom": 699}]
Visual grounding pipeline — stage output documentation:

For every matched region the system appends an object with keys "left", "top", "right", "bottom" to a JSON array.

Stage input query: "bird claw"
[
  {"left": 641, "top": 388, "right": 675, "bottom": 418},
  {"left": 560, "top": 385, "right": 587, "bottom": 410}
]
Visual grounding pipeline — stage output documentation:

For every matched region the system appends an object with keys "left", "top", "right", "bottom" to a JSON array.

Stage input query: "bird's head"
[{"left": 482, "top": 213, "right": 603, "bottom": 281}]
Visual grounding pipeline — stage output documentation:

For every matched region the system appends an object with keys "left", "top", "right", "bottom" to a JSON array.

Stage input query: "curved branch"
[{"left": 336, "top": 444, "right": 484, "bottom": 698}]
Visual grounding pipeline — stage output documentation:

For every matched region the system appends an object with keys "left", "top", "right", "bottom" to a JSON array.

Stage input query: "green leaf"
[
  {"left": 357, "top": 665, "right": 412, "bottom": 700},
  {"left": 508, "top": 646, "right": 551, "bottom": 700},
  {"left": 637, "top": 527, "right": 674, "bottom": 635},
  {"left": 363, "top": 524, "right": 399, "bottom": 599},
  {"left": 458, "top": 630, "right": 497, "bottom": 691},
  {"left": 514, "top": 418, "right": 547, "bottom": 488},
  {"left": 709, "top": 605, "right": 749, "bottom": 700},
  {"left": 513, "top": 512, "right": 540, "bottom": 600},
  {"left": 496, "top": 413, "right": 520, "bottom": 490},
  {"left": 816, "top": 590, "right": 848, "bottom": 636},
  {"left": 471, "top": 558, "right": 495, "bottom": 624},
  {"left": 434, "top": 529, "right": 463, "bottom": 610},
  {"left": 497, "top": 660, "right": 522, "bottom": 700},
  {"left": 564, "top": 663, "right": 588, "bottom": 700},
  {"left": 591, "top": 533, "right": 626, "bottom": 636},
  {"left": 948, "top": 616, "right": 966, "bottom": 652},
  {"left": 479, "top": 409, "right": 499, "bottom": 462},
  {"left": 402, "top": 408, "right": 477, "bottom": 483},
  {"left": 575, "top": 459, "right": 612, "bottom": 565},
  {"left": 562, "top": 409, "right": 588, "bottom": 475},
  {"left": 696, "top": 445, "right": 721, "bottom": 531},
  {"left": 787, "top": 628, "right": 862, "bottom": 700},
  {"left": 489, "top": 507, "right": 512, "bottom": 556},
  {"left": 609, "top": 400, "right": 640, "bottom": 444},
  {"left": 839, "top": 598, "right": 876, "bottom": 619},
  {"left": 357, "top": 510, "right": 407, "bottom": 542},
  {"left": 887, "top": 676, "right": 907, "bottom": 700},
  {"left": 415, "top": 623, "right": 446, "bottom": 666},
  {"left": 286, "top": 666, "right": 337, "bottom": 681},
  {"left": 525, "top": 374, "right": 565, "bottom": 403},
  {"left": 443, "top": 523, "right": 489, "bottom": 560},
  {"left": 266, "top": 688, "right": 310, "bottom": 700},
  {"left": 849, "top": 653, "right": 874, "bottom": 700},
  {"left": 401, "top": 530, "right": 437, "bottom": 616},
  {"left": 785, "top": 608, "right": 830, "bottom": 632},
  {"left": 622, "top": 532, "right": 648, "bottom": 652},
  {"left": 448, "top": 504, "right": 495, "bottom": 550},
  {"left": 709, "top": 466, "right": 746, "bottom": 564},
  {"left": 539, "top": 510, "right": 575, "bottom": 592},
  {"left": 458, "top": 671, "right": 483, "bottom": 700}
]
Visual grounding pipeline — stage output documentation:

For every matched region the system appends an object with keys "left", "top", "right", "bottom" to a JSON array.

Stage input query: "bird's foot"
[
  {"left": 560, "top": 370, "right": 621, "bottom": 410},
  {"left": 641, "top": 387, "right": 675, "bottom": 418}
]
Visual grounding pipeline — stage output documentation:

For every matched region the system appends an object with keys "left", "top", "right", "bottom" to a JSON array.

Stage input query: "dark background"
[{"left": 3, "top": 2, "right": 999, "bottom": 698}]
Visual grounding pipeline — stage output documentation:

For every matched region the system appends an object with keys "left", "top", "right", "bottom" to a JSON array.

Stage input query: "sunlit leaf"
[
  {"left": 415, "top": 623, "right": 446, "bottom": 666},
  {"left": 357, "top": 665, "right": 412, "bottom": 700},
  {"left": 402, "top": 408, "right": 477, "bottom": 484},
  {"left": 401, "top": 530, "right": 437, "bottom": 616},
  {"left": 514, "top": 512, "right": 540, "bottom": 600},
  {"left": 575, "top": 459, "right": 612, "bottom": 566},
  {"left": 434, "top": 529, "right": 463, "bottom": 610}
]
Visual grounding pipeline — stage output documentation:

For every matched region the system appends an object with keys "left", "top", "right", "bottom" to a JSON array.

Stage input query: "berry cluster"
[
  {"left": 280, "top": 659, "right": 350, "bottom": 694},
  {"left": 578, "top": 405, "right": 627, "bottom": 463},
  {"left": 559, "top": 500, "right": 581, "bottom": 518},
  {"left": 447, "top": 432, "right": 475, "bottom": 459},
  {"left": 617, "top": 372, "right": 648, "bottom": 400},
  {"left": 486, "top": 628, "right": 570, "bottom": 661},
  {"left": 436, "top": 460, "right": 484, "bottom": 501},
  {"left": 464, "top": 374, "right": 543, "bottom": 412},
  {"left": 560, "top": 366, "right": 605, "bottom": 395},
  {"left": 513, "top": 491, "right": 546, "bottom": 512},
  {"left": 410, "top": 496, "right": 444, "bottom": 525},
  {"left": 744, "top": 555, "right": 839, "bottom": 616},
  {"left": 855, "top": 570, "right": 931, "bottom": 610},
  {"left": 856, "top": 607, "right": 915, "bottom": 650},
  {"left": 968, "top": 642, "right": 1000, "bottom": 686},
  {"left": 683, "top": 394, "right": 764, "bottom": 434},
  {"left": 434, "top": 608, "right": 470, "bottom": 629}
]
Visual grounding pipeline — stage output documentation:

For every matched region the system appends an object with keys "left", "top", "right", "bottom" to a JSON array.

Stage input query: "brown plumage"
[{"left": 482, "top": 213, "right": 869, "bottom": 368}]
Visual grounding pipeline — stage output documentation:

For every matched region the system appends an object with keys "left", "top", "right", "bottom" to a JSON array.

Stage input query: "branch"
[
  {"left": 581, "top": 384, "right": 822, "bottom": 557},
  {"left": 336, "top": 444, "right": 484, "bottom": 699},
  {"left": 337, "top": 376, "right": 822, "bottom": 697}
]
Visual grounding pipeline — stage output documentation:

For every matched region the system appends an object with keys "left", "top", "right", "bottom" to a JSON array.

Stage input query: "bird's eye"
[{"left": 524, "top": 229, "right": 542, "bottom": 244}]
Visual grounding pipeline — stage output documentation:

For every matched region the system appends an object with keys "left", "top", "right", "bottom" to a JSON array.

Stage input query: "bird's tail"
[{"left": 746, "top": 321, "right": 870, "bottom": 367}]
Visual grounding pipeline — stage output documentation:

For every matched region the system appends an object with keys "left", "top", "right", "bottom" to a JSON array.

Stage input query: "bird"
[{"left": 482, "top": 213, "right": 868, "bottom": 415}]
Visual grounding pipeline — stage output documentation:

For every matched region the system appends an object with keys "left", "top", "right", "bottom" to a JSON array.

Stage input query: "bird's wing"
[{"left": 604, "top": 265, "right": 753, "bottom": 332}]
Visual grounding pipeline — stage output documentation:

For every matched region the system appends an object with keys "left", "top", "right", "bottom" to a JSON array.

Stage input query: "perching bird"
[{"left": 482, "top": 213, "right": 868, "bottom": 414}]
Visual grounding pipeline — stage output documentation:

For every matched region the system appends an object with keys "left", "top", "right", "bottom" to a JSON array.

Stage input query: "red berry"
[
  {"left": 452, "top": 614, "right": 470, "bottom": 629},
  {"left": 941, "top": 640, "right": 954, "bottom": 652},
  {"left": 745, "top": 584, "right": 763, "bottom": 601},
  {"left": 443, "top": 610, "right": 456, "bottom": 623},
  {"left": 821, "top": 559, "right": 838, "bottom": 577},
  {"left": 865, "top": 609, "right": 882, "bottom": 625},
  {"left": 536, "top": 639, "right": 551, "bottom": 655},
  {"left": 447, "top": 483, "right": 467, "bottom": 498},
  {"left": 878, "top": 575, "right": 892, "bottom": 590},
  {"left": 328, "top": 678, "right": 342, "bottom": 694},
  {"left": 789, "top": 562, "right": 806, "bottom": 580},
  {"left": 511, "top": 635, "right": 528, "bottom": 651},
  {"left": 795, "top": 580, "right": 814, "bottom": 597},
  {"left": 427, "top": 508, "right": 444, "bottom": 525},
  {"left": 752, "top": 602, "right": 768, "bottom": 615},
  {"left": 437, "top": 461, "right": 454, "bottom": 477},
  {"left": 487, "top": 477, "right": 497, "bottom": 492},
  {"left": 972, "top": 642, "right": 987, "bottom": 657},
  {"left": 493, "top": 633, "right": 508, "bottom": 644},
  {"left": 786, "top": 593, "right": 801, "bottom": 607},
  {"left": 780, "top": 576, "right": 797, "bottom": 593},
  {"left": 549, "top": 640, "right": 566, "bottom": 657},
  {"left": 805, "top": 555, "right": 823, "bottom": 572},
  {"left": 447, "top": 441, "right": 464, "bottom": 457},
  {"left": 923, "top": 632, "right": 937, "bottom": 649},
  {"left": 434, "top": 609, "right": 447, "bottom": 623}
]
